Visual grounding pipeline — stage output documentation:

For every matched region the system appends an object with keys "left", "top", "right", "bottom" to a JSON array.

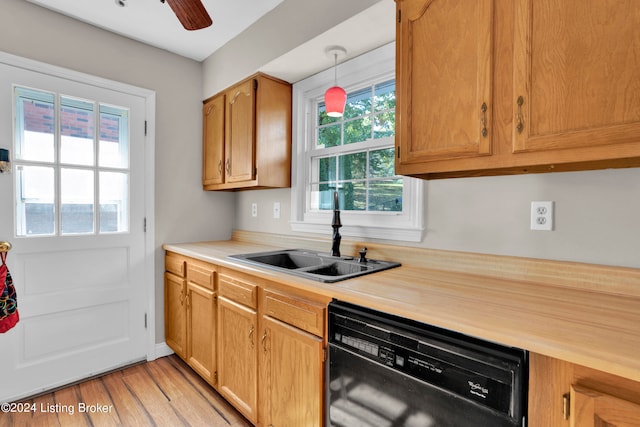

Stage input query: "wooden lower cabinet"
[
  {"left": 259, "top": 315, "right": 324, "bottom": 427},
  {"left": 571, "top": 385, "right": 640, "bottom": 427},
  {"left": 528, "top": 352, "right": 640, "bottom": 427},
  {"left": 217, "top": 295, "right": 259, "bottom": 424},
  {"left": 164, "top": 271, "right": 186, "bottom": 359},
  {"left": 186, "top": 282, "right": 216, "bottom": 385},
  {"left": 165, "top": 254, "right": 217, "bottom": 386}
]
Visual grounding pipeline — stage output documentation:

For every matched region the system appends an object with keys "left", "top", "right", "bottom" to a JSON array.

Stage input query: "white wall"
[
  {"left": 234, "top": 162, "right": 640, "bottom": 270},
  {"left": 0, "top": 0, "right": 236, "bottom": 343}
]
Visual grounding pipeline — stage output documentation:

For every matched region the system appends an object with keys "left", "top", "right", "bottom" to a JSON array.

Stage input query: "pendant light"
[{"left": 324, "top": 46, "right": 347, "bottom": 117}]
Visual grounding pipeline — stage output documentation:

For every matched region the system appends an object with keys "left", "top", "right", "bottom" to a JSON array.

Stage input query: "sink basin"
[{"left": 228, "top": 249, "right": 400, "bottom": 283}]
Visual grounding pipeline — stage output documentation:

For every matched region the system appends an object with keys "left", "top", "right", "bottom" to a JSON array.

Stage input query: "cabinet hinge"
[
  {"left": 253, "top": 79, "right": 258, "bottom": 91},
  {"left": 396, "top": 146, "right": 400, "bottom": 158},
  {"left": 144, "top": 313, "right": 147, "bottom": 329},
  {"left": 214, "top": 371, "right": 218, "bottom": 383},
  {"left": 144, "top": 120, "right": 147, "bottom": 136},
  {"left": 323, "top": 347, "right": 328, "bottom": 362},
  {"left": 398, "top": 9, "right": 401, "bottom": 23},
  {"left": 143, "top": 217, "right": 147, "bottom": 232}
]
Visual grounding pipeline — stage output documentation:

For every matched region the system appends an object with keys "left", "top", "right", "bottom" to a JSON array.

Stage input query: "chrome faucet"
[{"left": 331, "top": 191, "right": 342, "bottom": 257}]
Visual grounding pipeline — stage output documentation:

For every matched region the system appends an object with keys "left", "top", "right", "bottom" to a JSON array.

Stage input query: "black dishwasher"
[{"left": 327, "top": 301, "right": 528, "bottom": 427}]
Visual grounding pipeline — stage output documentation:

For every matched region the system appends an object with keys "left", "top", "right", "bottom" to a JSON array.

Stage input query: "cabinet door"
[
  {"left": 164, "top": 272, "right": 186, "bottom": 359},
  {"left": 186, "top": 283, "right": 216, "bottom": 386},
  {"left": 396, "top": 0, "right": 494, "bottom": 170},
  {"left": 225, "top": 79, "right": 256, "bottom": 183},
  {"left": 260, "top": 315, "right": 324, "bottom": 427},
  {"left": 513, "top": 0, "right": 640, "bottom": 156},
  {"left": 202, "top": 94, "right": 225, "bottom": 186},
  {"left": 571, "top": 385, "right": 640, "bottom": 427},
  {"left": 217, "top": 296, "right": 258, "bottom": 423}
]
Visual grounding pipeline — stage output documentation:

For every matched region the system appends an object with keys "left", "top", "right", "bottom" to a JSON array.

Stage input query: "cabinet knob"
[
  {"left": 225, "top": 158, "right": 231, "bottom": 174},
  {"left": 218, "top": 159, "right": 223, "bottom": 176},
  {"left": 261, "top": 330, "right": 268, "bottom": 353}
]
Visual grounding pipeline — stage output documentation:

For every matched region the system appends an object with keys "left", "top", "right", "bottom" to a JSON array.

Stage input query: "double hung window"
[{"left": 291, "top": 43, "right": 423, "bottom": 242}]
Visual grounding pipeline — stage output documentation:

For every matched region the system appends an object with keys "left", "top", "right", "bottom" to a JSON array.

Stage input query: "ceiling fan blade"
[{"left": 165, "top": 0, "right": 212, "bottom": 31}]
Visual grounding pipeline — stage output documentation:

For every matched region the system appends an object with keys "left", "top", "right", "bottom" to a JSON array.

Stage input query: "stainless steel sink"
[{"left": 228, "top": 249, "right": 400, "bottom": 283}]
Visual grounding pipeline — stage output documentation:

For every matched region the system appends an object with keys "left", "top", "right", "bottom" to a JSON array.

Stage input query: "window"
[
  {"left": 14, "top": 86, "right": 130, "bottom": 236},
  {"left": 313, "top": 80, "right": 402, "bottom": 212},
  {"left": 291, "top": 43, "right": 423, "bottom": 242}
]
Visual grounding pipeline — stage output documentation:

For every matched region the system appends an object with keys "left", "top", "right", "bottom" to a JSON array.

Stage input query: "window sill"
[{"left": 290, "top": 221, "right": 424, "bottom": 243}]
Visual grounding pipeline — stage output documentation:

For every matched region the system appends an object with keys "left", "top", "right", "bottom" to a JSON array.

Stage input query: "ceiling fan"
[{"left": 160, "top": 0, "right": 212, "bottom": 31}]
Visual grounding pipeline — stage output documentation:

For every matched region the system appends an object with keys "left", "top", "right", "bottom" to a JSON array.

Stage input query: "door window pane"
[
  {"left": 99, "top": 105, "right": 129, "bottom": 168},
  {"left": 15, "top": 88, "right": 55, "bottom": 162},
  {"left": 100, "top": 171, "right": 129, "bottom": 233},
  {"left": 16, "top": 165, "right": 55, "bottom": 236},
  {"left": 61, "top": 168, "right": 94, "bottom": 234},
  {"left": 60, "top": 97, "right": 95, "bottom": 166}
]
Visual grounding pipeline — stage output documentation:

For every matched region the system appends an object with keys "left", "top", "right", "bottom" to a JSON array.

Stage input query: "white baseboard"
[{"left": 149, "top": 342, "right": 174, "bottom": 361}]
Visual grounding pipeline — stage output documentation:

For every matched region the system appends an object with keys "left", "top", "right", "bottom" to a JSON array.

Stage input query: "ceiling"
[{"left": 25, "top": 0, "right": 284, "bottom": 61}]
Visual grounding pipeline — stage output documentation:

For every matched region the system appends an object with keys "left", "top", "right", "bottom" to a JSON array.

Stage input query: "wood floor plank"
[
  {"left": 162, "top": 356, "right": 251, "bottom": 426},
  {"left": 146, "top": 357, "right": 246, "bottom": 427},
  {"left": 101, "top": 373, "right": 155, "bottom": 427},
  {"left": 2, "top": 355, "right": 250, "bottom": 427},
  {"left": 31, "top": 393, "right": 62, "bottom": 427},
  {"left": 52, "top": 386, "right": 91, "bottom": 426},
  {"left": 121, "top": 370, "right": 186, "bottom": 426},
  {"left": 77, "top": 378, "right": 120, "bottom": 427}
]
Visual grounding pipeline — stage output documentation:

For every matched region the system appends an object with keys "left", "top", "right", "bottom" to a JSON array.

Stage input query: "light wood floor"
[{"left": 1, "top": 355, "right": 252, "bottom": 427}]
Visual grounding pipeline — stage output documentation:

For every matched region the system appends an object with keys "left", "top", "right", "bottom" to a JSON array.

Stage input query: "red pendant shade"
[{"left": 324, "top": 85, "right": 347, "bottom": 117}]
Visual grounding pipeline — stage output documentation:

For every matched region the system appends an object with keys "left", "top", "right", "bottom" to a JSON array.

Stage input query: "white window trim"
[{"left": 290, "top": 42, "right": 424, "bottom": 242}]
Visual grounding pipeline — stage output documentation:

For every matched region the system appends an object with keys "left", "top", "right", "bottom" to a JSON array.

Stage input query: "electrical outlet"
[
  {"left": 273, "top": 202, "right": 281, "bottom": 219},
  {"left": 530, "top": 201, "right": 554, "bottom": 231},
  {"left": 251, "top": 203, "right": 258, "bottom": 218}
]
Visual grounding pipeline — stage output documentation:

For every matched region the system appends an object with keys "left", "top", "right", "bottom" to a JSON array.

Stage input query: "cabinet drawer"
[
  {"left": 219, "top": 274, "right": 257, "bottom": 309},
  {"left": 165, "top": 254, "right": 185, "bottom": 277},
  {"left": 187, "top": 261, "right": 216, "bottom": 291},
  {"left": 262, "top": 289, "right": 326, "bottom": 337}
]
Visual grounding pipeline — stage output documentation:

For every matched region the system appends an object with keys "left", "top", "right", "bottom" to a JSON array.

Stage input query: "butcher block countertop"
[{"left": 163, "top": 230, "right": 640, "bottom": 383}]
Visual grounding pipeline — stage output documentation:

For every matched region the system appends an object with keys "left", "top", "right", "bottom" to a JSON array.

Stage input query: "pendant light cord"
[{"left": 333, "top": 53, "right": 338, "bottom": 86}]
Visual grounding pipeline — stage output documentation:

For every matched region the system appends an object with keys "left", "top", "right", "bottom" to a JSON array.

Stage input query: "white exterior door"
[{"left": 0, "top": 55, "right": 151, "bottom": 402}]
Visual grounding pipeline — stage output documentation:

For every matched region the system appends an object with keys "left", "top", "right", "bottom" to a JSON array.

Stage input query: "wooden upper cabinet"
[
  {"left": 202, "top": 94, "right": 225, "bottom": 186},
  {"left": 395, "top": 0, "right": 494, "bottom": 172},
  {"left": 395, "top": 0, "right": 640, "bottom": 179},
  {"left": 202, "top": 73, "right": 292, "bottom": 191},
  {"left": 513, "top": 0, "right": 640, "bottom": 158},
  {"left": 225, "top": 79, "right": 255, "bottom": 183},
  {"left": 571, "top": 385, "right": 640, "bottom": 427}
]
